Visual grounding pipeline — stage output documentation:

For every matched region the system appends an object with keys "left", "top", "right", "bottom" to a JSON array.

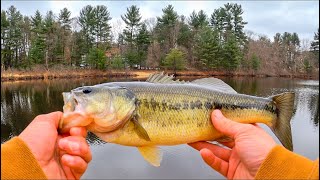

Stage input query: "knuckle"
[{"left": 34, "top": 114, "right": 45, "bottom": 121}]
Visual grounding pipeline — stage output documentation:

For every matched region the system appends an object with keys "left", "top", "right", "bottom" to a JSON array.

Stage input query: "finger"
[
  {"left": 70, "top": 127, "right": 87, "bottom": 138},
  {"left": 218, "top": 141, "right": 235, "bottom": 149},
  {"left": 59, "top": 136, "right": 92, "bottom": 163},
  {"left": 34, "top": 111, "right": 63, "bottom": 129},
  {"left": 188, "top": 142, "right": 231, "bottom": 161},
  {"left": 211, "top": 110, "right": 249, "bottom": 138},
  {"left": 200, "top": 148, "right": 229, "bottom": 177},
  {"left": 61, "top": 154, "right": 88, "bottom": 180}
]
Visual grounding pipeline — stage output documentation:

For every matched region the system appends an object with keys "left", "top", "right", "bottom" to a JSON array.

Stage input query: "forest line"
[{"left": 1, "top": 3, "right": 319, "bottom": 78}]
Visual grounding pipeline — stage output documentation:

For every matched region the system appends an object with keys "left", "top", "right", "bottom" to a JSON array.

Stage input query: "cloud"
[
  {"left": 241, "top": 1, "right": 319, "bottom": 40},
  {"left": 139, "top": 2, "right": 159, "bottom": 20}
]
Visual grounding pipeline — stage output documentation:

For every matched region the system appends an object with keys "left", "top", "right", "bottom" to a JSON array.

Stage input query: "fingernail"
[{"left": 69, "top": 141, "right": 80, "bottom": 152}]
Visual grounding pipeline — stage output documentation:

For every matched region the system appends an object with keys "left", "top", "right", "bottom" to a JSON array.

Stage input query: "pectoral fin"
[
  {"left": 137, "top": 146, "right": 163, "bottom": 167},
  {"left": 132, "top": 117, "right": 150, "bottom": 141}
]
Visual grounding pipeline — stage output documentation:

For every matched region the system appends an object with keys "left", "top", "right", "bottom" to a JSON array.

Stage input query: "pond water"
[{"left": 1, "top": 76, "right": 319, "bottom": 179}]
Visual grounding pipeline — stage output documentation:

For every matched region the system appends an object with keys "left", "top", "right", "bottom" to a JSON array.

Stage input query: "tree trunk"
[
  {"left": 96, "top": 34, "right": 98, "bottom": 48},
  {"left": 8, "top": 47, "right": 12, "bottom": 69},
  {"left": 45, "top": 50, "right": 49, "bottom": 70}
]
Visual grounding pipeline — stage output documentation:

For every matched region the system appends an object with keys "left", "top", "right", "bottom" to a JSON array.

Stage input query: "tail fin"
[{"left": 270, "top": 92, "right": 295, "bottom": 151}]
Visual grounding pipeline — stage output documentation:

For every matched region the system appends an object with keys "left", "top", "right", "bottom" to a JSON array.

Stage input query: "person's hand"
[
  {"left": 19, "top": 111, "right": 92, "bottom": 180},
  {"left": 189, "top": 110, "right": 277, "bottom": 179}
]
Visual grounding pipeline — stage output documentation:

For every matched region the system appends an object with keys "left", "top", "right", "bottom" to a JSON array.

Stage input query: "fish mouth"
[
  {"left": 62, "top": 92, "right": 75, "bottom": 112},
  {"left": 59, "top": 92, "right": 91, "bottom": 133}
]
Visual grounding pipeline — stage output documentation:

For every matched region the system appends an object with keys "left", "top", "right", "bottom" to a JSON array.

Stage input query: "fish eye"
[{"left": 83, "top": 87, "right": 92, "bottom": 94}]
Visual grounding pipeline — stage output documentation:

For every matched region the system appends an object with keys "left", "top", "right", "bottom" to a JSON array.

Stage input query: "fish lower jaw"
[{"left": 59, "top": 111, "right": 93, "bottom": 133}]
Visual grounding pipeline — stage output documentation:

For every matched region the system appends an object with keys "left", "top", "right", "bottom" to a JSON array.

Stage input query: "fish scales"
[{"left": 59, "top": 73, "right": 295, "bottom": 166}]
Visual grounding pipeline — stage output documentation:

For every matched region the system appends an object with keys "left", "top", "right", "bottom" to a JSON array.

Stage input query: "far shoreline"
[{"left": 1, "top": 69, "right": 319, "bottom": 82}]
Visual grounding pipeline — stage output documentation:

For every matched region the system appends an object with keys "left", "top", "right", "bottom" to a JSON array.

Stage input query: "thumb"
[
  {"left": 34, "top": 111, "right": 63, "bottom": 129},
  {"left": 211, "top": 110, "right": 248, "bottom": 138}
]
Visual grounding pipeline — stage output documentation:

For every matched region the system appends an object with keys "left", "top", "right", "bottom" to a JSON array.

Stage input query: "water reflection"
[
  {"left": 1, "top": 77, "right": 319, "bottom": 179},
  {"left": 294, "top": 81, "right": 319, "bottom": 128}
]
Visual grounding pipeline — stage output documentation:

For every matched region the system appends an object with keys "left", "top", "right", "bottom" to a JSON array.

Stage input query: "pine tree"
[
  {"left": 197, "top": 10, "right": 209, "bottom": 29},
  {"left": 250, "top": 53, "right": 260, "bottom": 71},
  {"left": 156, "top": 5, "right": 179, "bottom": 51},
  {"left": 93, "top": 5, "right": 112, "bottom": 49},
  {"left": 120, "top": 5, "right": 142, "bottom": 67},
  {"left": 58, "top": 8, "right": 71, "bottom": 65},
  {"left": 121, "top": 5, "right": 142, "bottom": 47},
  {"left": 211, "top": 3, "right": 247, "bottom": 46},
  {"left": 291, "top": 32, "right": 300, "bottom": 65},
  {"left": 222, "top": 34, "right": 241, "bottom": 71},
  {"left": 189, "top": 11, "right": 198, "bottom": 29},
  {"left": 6, "top": 6, "right": 23, "bottom": 68},
  {"left": 230, "top": 4, "right": 247, "bottom": 45},
  {"left": 186, "top": 11, "right": 210, "bottom": 67},
  {"left": 1, "top": 10, "right": 9, "bottom": 69},
  {"left": 210, "top": 8, "right": 226, "bottom": 45},
  {"left": 29, "top": 10, "right": 46, "bottom": 64},
  {"left": 78, "top": 5, "right": 112, "bottom": 68},
  {"left": 31, "top": 10, "right": 43, "bottom": 29},
  {"left": 78, "top": 5, "right": 95, "bottom": 53},
  {"left": 164, "top": 48, "right": 186, "bottom": 71},
  {"left": 157, "top": 5, "right": 178, "bottom": 27},
  {"left": 310, "top": 28, "right": 319, "bottom": 53},
  {"left": 194, "top": 26, "right": 220, "bottom": 69},
  {"left": 87, "top": 47, "right": 106, "bottom": 69},
  {"left": 189, "top": 10, "right": 209, "bottom": 30},
  {"left": 20, "top": 16, "right": 32, "bottom": 68},
  {"left": 310, "top": 28, "right": 319, "bottom": 67},
  {"left": 71, "top": 31, "right": 87, "bottom": 66},
  {"left": 279, "top": 32, "right": 300, "bottom": 68},
  {"left": 59, "top": 8, "right": 71, "bottom": 31},
  {"left": 43, "top": 11, "right": 56, "bottom": 68},
  {"left": 136, "top": 23, "right": 151, "bottom": 67},
  {"left": 177, "top": 16, "right": 192, "bottom": 48},
  {"left": 210, "top": 3, "right": 247, "bottom": 70}
]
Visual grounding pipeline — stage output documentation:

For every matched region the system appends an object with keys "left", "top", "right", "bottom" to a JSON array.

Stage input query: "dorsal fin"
[
  {"left": 146, "top": 73, "right": 237, "bottom": 94},
  {"left": 146, "top": 72, "right": 186, "bottom": 84},
  {"left": 191, "top": 78, "right": 237, "bottom": 94}
]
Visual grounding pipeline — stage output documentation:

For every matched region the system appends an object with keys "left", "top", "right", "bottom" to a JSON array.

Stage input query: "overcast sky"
[{"left": 1, "top": 1, "right": 319, "bottom": 41}]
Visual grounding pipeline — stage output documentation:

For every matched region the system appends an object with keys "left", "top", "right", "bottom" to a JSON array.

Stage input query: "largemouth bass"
[{"left": 59, "top": 73, "right": 295, "bottom": 166}]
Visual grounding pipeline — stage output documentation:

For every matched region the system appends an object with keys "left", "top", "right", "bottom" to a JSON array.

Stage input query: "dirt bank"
[{"left": 1, "top": 69, "right": 318, "bottom": 82}]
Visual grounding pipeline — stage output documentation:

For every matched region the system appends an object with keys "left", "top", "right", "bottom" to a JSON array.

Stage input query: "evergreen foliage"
[
  {"left": 163, "top": 48, "right": 186, "bottom": 70},
  {"left": 0, "top": 4, "right": 317, "bottom": 75}
]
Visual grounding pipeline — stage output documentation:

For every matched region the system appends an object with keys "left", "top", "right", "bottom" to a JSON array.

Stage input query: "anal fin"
[{"left": 137, "top": 146, "right": 163, "bottom": 167}]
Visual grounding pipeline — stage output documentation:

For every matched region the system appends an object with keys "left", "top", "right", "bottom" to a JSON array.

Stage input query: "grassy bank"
[
  {"left": 1, "top": 68, "right": 318, "bottom": 82},
  {"left": 1, "top": 68, "right": 135, "bottom": 81}
]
